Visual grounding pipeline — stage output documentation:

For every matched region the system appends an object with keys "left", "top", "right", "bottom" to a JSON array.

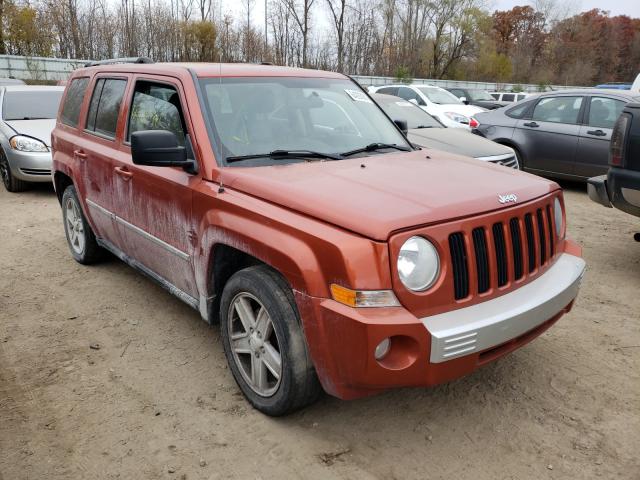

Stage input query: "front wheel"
[
  {"left": 61, "top": 185, "right": 104, "bottom": 264},
  {"left": 220, "top": 266, "right": 321, "bottom": 416},
  {"left": 0, "top": 150, "right": 28, "bottom": 192}
]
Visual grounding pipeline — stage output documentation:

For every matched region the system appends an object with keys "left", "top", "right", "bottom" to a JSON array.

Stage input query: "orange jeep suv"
[{"left": 52, "top": 59, "right": 586, "bottom": 415}]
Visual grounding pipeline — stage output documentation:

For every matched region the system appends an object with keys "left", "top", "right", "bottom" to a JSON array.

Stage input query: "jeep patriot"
[{"left": 52, "top": 60, "right": 586, "bottom": 415}]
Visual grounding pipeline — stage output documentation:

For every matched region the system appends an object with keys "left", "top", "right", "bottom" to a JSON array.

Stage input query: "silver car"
[{"left": 0, "top": 85, "right": 64, "bottom": 192}]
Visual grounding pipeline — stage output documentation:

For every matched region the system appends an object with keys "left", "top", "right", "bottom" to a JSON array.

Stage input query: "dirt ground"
[{"left": 0, "top": 182, "right": 638, "bottom": 480}]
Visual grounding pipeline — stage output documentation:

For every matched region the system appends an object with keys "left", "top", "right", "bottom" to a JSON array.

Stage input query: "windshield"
[
  {"left": 199, "top": 77, "right": 411, "bottom": 165},
  {"left": 2, "top": 90, "right": 63, "bottom": 120},
  {"left": 374, "top": 95, "right": 442, "bottom": 129},
  {"left": 416, "top": 87, "right": 462, "bottom": 105},
  {"left": 468, "top": 90, "right": 495, "bottom": 101}
]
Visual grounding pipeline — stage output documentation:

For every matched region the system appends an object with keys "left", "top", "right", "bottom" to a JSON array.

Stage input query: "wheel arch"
[{"left": 53, "top": 170, "right": 74, "bottom": 204}]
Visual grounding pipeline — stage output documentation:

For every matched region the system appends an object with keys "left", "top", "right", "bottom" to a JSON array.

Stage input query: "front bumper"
[
  {"left": 296, "top": 249, "right": 585, "bottom": 400},
  {"left": 5, "top": 148, "right": 52, "bottom": 182}
]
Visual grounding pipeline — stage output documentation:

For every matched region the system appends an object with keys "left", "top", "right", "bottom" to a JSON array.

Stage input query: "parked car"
[
  {"left": 0, "top": 85, "right": 65, "bottom": 192},
  {"left": 445, "top": 87, "right": 503, "bottom": 110},
  {"left": 52, "top": 59, "right": 585, "bottom": 416},
  {"left": 473, "top": 89, "right": 640, "bottom": 181},
  {"left": 370, "top": 84, "right": 485, "bottom": 129},
  {"left": 372, "top": 93, "right": 518, "bottom": 168},
  {"left": 0, "top": 77, "right": 26, "bottom": 86},
  {"left": 489, "top": 92, "right": 531, "bottom": 106},
  {"left": 588, "top": 102, "right": 640, "bottom": 233}
]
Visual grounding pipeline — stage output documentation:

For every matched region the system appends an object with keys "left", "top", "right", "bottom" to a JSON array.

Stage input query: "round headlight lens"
[
  {"left": 554, "top": 198, "right": 564, "bottom": 237},
  {"left": 397, "top": 236, "right": 440, "bottom": 291}
]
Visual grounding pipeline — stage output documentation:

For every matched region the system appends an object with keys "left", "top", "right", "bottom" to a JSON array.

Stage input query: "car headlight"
[
  {"left": 9, "top": 135, "right": 48, "bottom": 152},
  {"left": 397, "top": 236, "right": 440, "bottom": 291},
  {"left": 553, "top": 197, "right": 564, "bottom": 238},
  {"left": 444, "top": 112, "right": 470, "bottom": 124}
]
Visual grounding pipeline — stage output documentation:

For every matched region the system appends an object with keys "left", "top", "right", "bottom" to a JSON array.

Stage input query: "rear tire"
[
  {"left": 0, "top": 150, "right": 28, "bottom": 192},
  {"left": 61, "top": 185, "right": 104, "bottom": 264},
  {"left": 220, "top": 265, "right": 321, "bottom": 416}
]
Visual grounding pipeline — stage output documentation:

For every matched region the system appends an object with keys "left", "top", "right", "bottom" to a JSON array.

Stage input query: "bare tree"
[{"left": 282, "top": 0, "right": 315, "bottom": 67}]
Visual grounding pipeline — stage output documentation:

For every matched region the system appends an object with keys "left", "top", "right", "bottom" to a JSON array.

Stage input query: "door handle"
[
  {"left": 114, "top": 166, "right": 133, "bottom": 180},
  {"left": 73, "top": 149, "right": 87, "bottom": 161},
  {"left": 523, "top": 121, "right": 539, "bottom": 128},
  {"left": 586, "top": 129, "right": 607, "bottom": 137}
]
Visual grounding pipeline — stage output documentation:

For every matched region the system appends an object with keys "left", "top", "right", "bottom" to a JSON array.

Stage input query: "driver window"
[
  {"left": 398, "top": 87, "right": 423, "bottom": 105},
  {"left": 128, "top": 81, "right": 186, "bottom": 146}
]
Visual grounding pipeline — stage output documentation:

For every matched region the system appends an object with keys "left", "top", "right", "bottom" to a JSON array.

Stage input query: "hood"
[
  {"left": 221, "top": 150, "right": 557, "bottom": 241},
  {"left": 4, "top": 119, "right": 56, "bottom": 146},
  {"left": 407, "top": 128, "right": 513, "bottom": 158}
]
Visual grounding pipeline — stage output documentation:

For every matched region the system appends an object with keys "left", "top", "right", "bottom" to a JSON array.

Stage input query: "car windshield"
[
  {"left": 374, "top": 95, "right": 442, "bottom": 129},
  {"left": 2, "top": 90, "right": 63, "bottom": 120},
  {"left": 199, "top": 77, "right": 411, "bottom": 165},
  {"left": 416, "top": 87, "right": 462, "bottom": 105},
  {"left": 468, "top": 90, "right": 495, "bottom": 101}
]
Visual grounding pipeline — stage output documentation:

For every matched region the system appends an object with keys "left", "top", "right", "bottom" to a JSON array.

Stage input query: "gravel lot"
[{"left": 1, "top": 182, "right": 639, "bottom": 480}]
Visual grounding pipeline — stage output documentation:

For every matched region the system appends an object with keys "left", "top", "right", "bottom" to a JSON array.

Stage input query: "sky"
[{"left": 226, "top": 0, "right": 640, "bottom": 32}]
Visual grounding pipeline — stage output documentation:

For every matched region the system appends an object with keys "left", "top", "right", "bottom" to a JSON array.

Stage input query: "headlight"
[
  {"left": 553, "top": 197, "right": 564, "bottom": 237},
  {"left": 9, "top": 135, "right": 48, "bottom": 152},
  {"left": 397, "top": 236, "right": 440, "bottom": 291},
  {"left": 444, "top": 112, "right": 470, "bottom": 124}
]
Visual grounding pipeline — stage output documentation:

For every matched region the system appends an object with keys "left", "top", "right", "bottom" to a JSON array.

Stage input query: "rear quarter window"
[
  {"left": 60, "top": 77, "right": 90, "bottom": 127},
  {"left": 506, "top": 101, "right": 533, "bottom": 119}
]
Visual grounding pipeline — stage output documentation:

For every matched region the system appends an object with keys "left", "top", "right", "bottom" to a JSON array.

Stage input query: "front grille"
[
  {"left": 19, "top": 168, "right": 51, "bottom": 176},
  {"left": 496, "top": 156, "right": 518, "bottom": 169},
  {"left": 448, "top": 198, "right": 557, "bottom": 300},
  {"left": 449, "top": 232, "right": 469, "bottom": 300}
]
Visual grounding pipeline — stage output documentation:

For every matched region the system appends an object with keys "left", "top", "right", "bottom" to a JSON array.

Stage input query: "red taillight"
[
  {"left": 469, "top": 117, "right": 479, "bottom": 129},
  {"left": 609, "top": 113, "right": 630, "bottom": 167}
]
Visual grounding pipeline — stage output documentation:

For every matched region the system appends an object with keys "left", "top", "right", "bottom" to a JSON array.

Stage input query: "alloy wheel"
[
  {"left": 227, "top": 292, "right": 282, "bottom": 397},
  {"left": 65, "top": 197, "right": 86, "bottom": 255}
]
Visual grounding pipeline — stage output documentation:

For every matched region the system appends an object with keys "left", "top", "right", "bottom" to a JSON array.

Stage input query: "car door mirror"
[
  {"left": 131, "top": 130, "right": 192, "bottom": 168},
  {"left": 460, "top": 97, "right": 469, "bottom": 105},
  {"left": 393, "top": 119, "right": 408, "bottom": 134}
]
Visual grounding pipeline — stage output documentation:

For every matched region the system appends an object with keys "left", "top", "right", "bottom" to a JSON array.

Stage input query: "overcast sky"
[{"left": 230, "top": 0, "right": 640, "bottom": 33}]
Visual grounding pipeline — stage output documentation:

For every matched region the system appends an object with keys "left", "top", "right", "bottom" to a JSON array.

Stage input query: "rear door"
[
  {"left": 575, "top": 95, "right": 626, "bottom": 178},
  {"left": 113, "top": 75, "right": 199, "bottom": 298},
  {"left": 76, "top": 75, "right": 130, "bottom": 250},
  {"left": 513, "top": 95, "right": 584, "bottom": 176}
]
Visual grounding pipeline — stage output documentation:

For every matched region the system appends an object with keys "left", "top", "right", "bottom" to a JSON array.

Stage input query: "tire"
[
  {"left": 512, "top": 147, "right": 524, "bottom": 170},
  {"left": 0, "top": 149, "right": 28, "bottom": 193},
  {"left": 220, "top": 265, "right": 321, "bottom": 416},
  {"left": 61, "top": 185, "right": 104, "bottom": 264}
]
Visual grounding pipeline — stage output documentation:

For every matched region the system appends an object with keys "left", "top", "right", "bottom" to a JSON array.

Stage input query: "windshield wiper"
[
  {"left": 414, "top": 125, "right": 435, "bottom": 129},
  {"left": 226, "top": 149, "right": 343, "bottom": 163},
  {"left": 340, "top": 143, "right": 411, "bottom": 158}
]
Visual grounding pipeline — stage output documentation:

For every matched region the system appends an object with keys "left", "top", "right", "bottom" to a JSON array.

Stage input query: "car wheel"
[
  {"left": 0, "top": 149, "right": 28, "bottom": 192},
  {"left": 61, "top": 185, "right": 104, "bottom": 264},
  {"left": 220, "top": 265, "right": 321, "bottom": 416},
  {"left": 512, "top": 147, "right": 524, "bottom": 170}
]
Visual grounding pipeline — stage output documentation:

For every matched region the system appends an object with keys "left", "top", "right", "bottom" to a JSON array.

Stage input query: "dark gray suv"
[{"left": 473, "top": 89, "right": 640, "bottom": 180}]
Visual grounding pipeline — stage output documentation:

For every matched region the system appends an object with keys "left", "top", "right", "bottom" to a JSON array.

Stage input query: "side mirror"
[
  {"left": 131, "top": 130, "right": 191, "bottom": 168},
  {"left": 394, "top": 119, "right": 408, "bottom": 134},
  {"left": 460, "top": 96, "right": 469, "bottom": 105}
]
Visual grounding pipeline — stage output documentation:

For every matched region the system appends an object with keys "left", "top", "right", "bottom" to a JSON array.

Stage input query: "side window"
[
  {"left": 378, "top": 87, "right": 398, "bottom": 96},
  {"left": 532, "top": 96, "right": 583, "bottom": 124},
  {"left": 506, "top": 101, "right": 532, "bottom": 119},
  {"left": 398, "top": 87, "right": 423, "bottom": 105},
  {"left": 490, "top": 93, "right": 500, "bottom": 100},
  {"left": 127, "top": 81, "right": 186, "bottom": 146},
  {"left": 588, "top": 97, "right": 625, "bottom": 129},
  {"left": 502, "top": 94, "right": 515, "bottom": 102},
  {"left": 450, "top": 89, "right": 464, "bottom": 98},
  {"left": 60, "top": 77, "right": 89, "bottom": 127},
  {"left": 86, "top": 78, "right": 127, "bottom": 139},
  {"left": 516, "top": 94, "right": 526, "bottom": 102}
]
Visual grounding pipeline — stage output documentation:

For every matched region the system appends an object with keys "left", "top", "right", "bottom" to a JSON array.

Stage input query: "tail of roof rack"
[{"left": 84, "top": 57, "right": 154, "bottom": 68}]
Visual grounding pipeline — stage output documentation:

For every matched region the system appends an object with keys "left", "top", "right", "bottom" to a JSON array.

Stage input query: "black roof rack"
[{"left": 84, "top": 57, "right": 154, "bottom": 68}]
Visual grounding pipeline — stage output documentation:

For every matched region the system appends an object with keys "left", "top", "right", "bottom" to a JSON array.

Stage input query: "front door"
[
  {"left": 513, "top": 95, "right": 584, "bottom": 176},
  {"left": 113, "top": 76, "right": 199, "bottom": 298},
  {"left": 575, "top": 96, "right": 626, "bottom": 178}
]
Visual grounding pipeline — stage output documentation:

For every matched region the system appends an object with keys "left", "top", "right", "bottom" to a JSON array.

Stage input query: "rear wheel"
[
  {"left": 0, "top": 150, "right": 28, "bottom": 192},
  {"left": 61, "top": 185, "right": 104, "bottom": 264},
  {"left": 220, "top": 265, "right": 321, "bottom": 416},
  {"left": 512, "top": 147, "right": 524, "bottom": 170}
]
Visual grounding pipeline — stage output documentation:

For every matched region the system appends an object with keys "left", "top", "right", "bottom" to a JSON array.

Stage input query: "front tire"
[
  {"left": 220, "top": 266, "right": 321, "bottom": 416},
  {"left": 61, "top": 185, "right": 104, "bottom": 264},
  {"left": 0, "top": 150, "right": 28, "bottom": 192}
]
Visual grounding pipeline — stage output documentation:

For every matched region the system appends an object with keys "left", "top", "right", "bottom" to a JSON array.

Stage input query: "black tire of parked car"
[
  {"left": 61, "top": 185, "right": 104, "bottom": 264},
  {"left": 0, "top": 149, "right": 28, "bottom": 192},
  {"left": 220, "top": 265, "right": 322, "bottom": 416}
]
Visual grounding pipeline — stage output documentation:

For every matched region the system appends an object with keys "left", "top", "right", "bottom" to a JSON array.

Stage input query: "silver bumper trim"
[{"left": 423, "top": 253, "right": 585, "bottom": 363}]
